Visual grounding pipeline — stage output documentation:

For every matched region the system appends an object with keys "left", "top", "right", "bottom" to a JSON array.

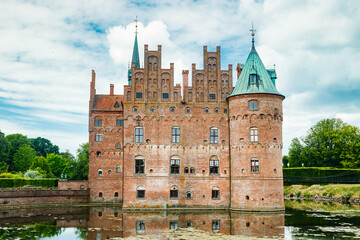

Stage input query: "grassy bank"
[{"left": 284, "top": 184, "right": 360, "bottom": 198}]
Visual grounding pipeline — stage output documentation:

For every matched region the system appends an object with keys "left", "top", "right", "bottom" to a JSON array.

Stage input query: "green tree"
[
  {"left": 282, "top": 155, "right": 289, "bottom": 167},
  {"left": 30, "top": 137, "right": 60, "bottom": 157},
  {"left": 47, "top": 153, "right": 70, "bottom": 178},
  {"left": 30, "top": 156, "right": 52, "bottom": 177},
  {"left": 5, "top": 133, "right": 30, "bottom": 171},
  {"left": 71, "top": 143, "right": 89, "bottom": 180},
  {"left": 0, "top": 130, "right": 9, "bottom": 171},
  {"left": 288, "top": 118, "right": 360, "bottom": 168},
  {"left": 13, "top": 145, "right": 36, "bottom": 172}
]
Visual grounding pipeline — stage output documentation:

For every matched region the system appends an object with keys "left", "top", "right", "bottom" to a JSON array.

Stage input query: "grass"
[{"left": 284, "top": 184, "right": 360, "bottom": 199}]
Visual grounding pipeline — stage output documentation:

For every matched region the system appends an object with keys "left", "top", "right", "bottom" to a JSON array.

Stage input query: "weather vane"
[
  {"left": 250, "top": 22, "right": 256, "bottom": 46},
  {"left": 134, "top": 16, "right": 138, "bottom": 34}
]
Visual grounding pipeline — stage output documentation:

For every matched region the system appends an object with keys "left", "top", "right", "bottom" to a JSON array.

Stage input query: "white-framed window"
[
  {"left": 98, "top": 169, "right": 103, "bottom": 177},
  {"left": 95, "top": 134, "right": 102, "bottom": 142},
  {"left": 135, "top": 127, "right": 144, "bottom": 143},
  {"left": 210, "top": 128, "right": 218, "bottom": 143},
  {"left": 171, "top": 127, "right": 180, "bottom": 143},
  {"left": 250, "top": 127, "right": 258, "bottom": 142}
]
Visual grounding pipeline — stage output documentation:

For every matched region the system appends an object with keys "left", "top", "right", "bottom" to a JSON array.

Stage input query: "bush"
[
  {"left": 24, "top": 170, "right": 44, "bottom": 179},
  {"left": 296, "top": 191, "right": 301, "bottom": 197},
  {"left": 0, "top": 178, "right": 58, "bottom": 188}
]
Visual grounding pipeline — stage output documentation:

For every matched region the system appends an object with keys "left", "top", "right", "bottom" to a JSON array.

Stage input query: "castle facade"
[{"left": 88, "top": 32, "right": 285, "bottom": 211}]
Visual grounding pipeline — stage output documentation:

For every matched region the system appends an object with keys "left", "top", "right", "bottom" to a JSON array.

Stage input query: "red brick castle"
[{"left": 88, "top": 26, "right": 285, "bottom": 211}]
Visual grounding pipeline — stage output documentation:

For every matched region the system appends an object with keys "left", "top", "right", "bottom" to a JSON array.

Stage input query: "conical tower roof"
[
  {"left": 228, "top": 44, "right": 283, "bottom": 98},
  {"left": 131, "top": 34, "right": 140, "bottom": 69}
]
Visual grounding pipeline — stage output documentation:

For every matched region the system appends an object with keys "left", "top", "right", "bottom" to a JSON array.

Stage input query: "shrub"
[
  {"left": 0, "top": 178, "right": 58, "bottom": 188},
  {"left": 24, "top": 170, "right": 44, "bottom": 179},
  {"left": 296, "top": 191, "right": 301, "bottom": 197}
]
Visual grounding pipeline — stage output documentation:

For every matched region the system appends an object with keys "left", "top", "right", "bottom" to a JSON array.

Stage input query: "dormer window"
[{"left": 249, "top": 66, "right": 257, "bottom": 85}]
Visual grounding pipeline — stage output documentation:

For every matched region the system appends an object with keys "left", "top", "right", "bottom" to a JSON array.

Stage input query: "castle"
[{"left": 88, "top": 27, "right": 285, "bottom": 211}]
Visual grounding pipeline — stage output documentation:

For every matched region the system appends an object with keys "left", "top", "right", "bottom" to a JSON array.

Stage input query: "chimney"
[
  {"left": 182, "top": 70, "right": 189, "bottom": 102},
  {"left": 110, "top": 84, "right": 114, "bottom": 96}
]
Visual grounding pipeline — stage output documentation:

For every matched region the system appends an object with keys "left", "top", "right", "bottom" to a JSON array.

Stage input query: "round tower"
[{"left": 228, "top": 30, "right": 285, "bottom": 211}]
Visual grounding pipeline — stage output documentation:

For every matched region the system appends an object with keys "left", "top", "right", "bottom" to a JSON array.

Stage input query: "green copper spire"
[
  {"left": 128, "top": 17, "right": 140, "bottom": 85},
  {"left": 228, "top": 25, "right": 283, "bottom": 98}
]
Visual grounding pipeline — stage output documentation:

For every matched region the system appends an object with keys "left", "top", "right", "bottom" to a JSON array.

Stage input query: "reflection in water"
[
  {"left": 0, "top": 207, "right": 285, "bottom": 239},
  {"left": 1, "top": 202, "right": 359, "bottom": 239}
]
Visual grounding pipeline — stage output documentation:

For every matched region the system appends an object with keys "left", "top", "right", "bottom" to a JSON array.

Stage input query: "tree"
[
  {"left": 70, "top": 143, "right": 89, "bottom": 180},
  {"left": 5, "top": 134, "right": 30, "bottom": 171},
  {"left": 288, "top": 118, "right": 360, "bottom": 168},
  {"left": 30, "top": 156, "right": 52, "bottom": 177},
  {"left": 13, "top": 145, "right": 36, "bottom": 172},
  {"left": 0, "top": 130, "right": 9, "bottom": 171},
  {"left": 47, "top": 153, "right": 70, "bottom": 178},
  {"left": 282, "top": 155, "right": 289, "bottom": 167},
  {"left": 30, "top": 137, "right": 59, "bottom": 157}
]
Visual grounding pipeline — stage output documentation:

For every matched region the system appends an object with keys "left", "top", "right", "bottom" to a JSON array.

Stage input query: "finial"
[
  {"left": 134, "top": 16, "right": 138, "bottom": 35},
  {"left": 249, "top": 22, "right": 256, "bottom": 46}
]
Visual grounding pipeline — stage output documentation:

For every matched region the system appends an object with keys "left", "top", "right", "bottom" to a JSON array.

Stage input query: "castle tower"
[{"left": 228, "top": 27, "right": 285, "bottom": 211}]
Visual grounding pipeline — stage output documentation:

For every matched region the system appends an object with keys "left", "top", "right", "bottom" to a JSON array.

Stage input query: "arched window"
[
  {"left": 184, "top": 167, "right": 189, "bottom": 174},
  {"left": 170, "top": 156, "right": 180, "bottom": 174},
  {"left": 210, "top": 156, "right": 219, "bottom": 174},
  {"left": 210, "top": 127, "right": 218, "bottom": 143},
  {"left": 150, "top": 106, "right": 155, "bottom": 112},
  {"left": 148, "top": 91, "right": 152, "bottom": 98},
  {"left": 135, "top": 156, "right": 145, "bottom": 174},
  {"left": 205, "top": 108, "right": 209, "bottom": 113},
  {"left": 190, "top": 168, "right": 195, "bottom": 174},
  {"left": 250, "top": 127, "right": 258, "bottom": 142},
  {"left": 96, "top": 151, "right": 101, "bottom": 157},
  {"left": 99, "top": 192, "right": 103, "bottom": 197},
  {"left": 186, "top": 107, "right": 191, "bottom": 113},
  {"left": 212, "top": 187, "right": 220, "bottom": 199},
  {"left": 170, "top": 107, "right": 175, "bottom": 113},
  {"left": 116, "top": 143, "right": 121, "bottom": 149},
  {"left": 114, "top": 192, "right": 118, "bottom": 197},
  {"left": 186, "top": 191, "right": 192, "bottom": 199},
  {"left": 98, "top": 169, "right": 103, "bottom": 177},
  {"left": 251, "top": 158, "right": 259, "bottom": 173},
  {"left": 135, "top": 127, "right": 144, "bottom": 143},
  {"left": 137, "top": 186, "right": 145, "bottom": 199},
  {"left": 170, "top": 186, "right": 178, "bottom": 199},
  {"left": 116, "top": 166, "right": 121, "bottom": 173}
]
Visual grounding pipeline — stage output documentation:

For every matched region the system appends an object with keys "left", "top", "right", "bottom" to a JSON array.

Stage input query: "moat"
[{"left": 1, "top": 200, "right": 359, "bottom": 239}]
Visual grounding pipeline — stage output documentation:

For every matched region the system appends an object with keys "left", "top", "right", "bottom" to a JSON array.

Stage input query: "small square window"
[
  {"left": 136, "top": 92, "right": 143, "bottom": 98},
  {"left": 205, "top": 108, "right": 209, "bottom": 113},
  {"left": 150, "top": 107, "right": 155, "bottom": 112},
  {"left": 209, "top": 94, "right": 216, "bottom": 100},
  {"left": 133, "top": 107, "right": 138, "bottom": 112},
  {"left": 137, "top": 190, "right": 145, "bottom": 198},
  {"left": 116, "top": 143, "right": 121, "bottom": 149},
  {"left": 215, "top": 108, "right": 219, "bottom": 113},
  {"left": 186, "top": 108, "right": 190, "bottom": 113},
  {"left": 170, "top": 221, "right": 178, "bottom": 229},
  {"left": 212, "top": 190, "right": 220, "bottom": 199},
  {"left": 95, "top": 119, "right": 102, "bottom": 126},
  {"left": 117, "top": 119, "right": 123, "bottom": 126},
  {"left": 163, "top": 93, "right": 169, "bottom": 99},
  {"left": 249, "top": 101, "right": 258, "bottom": 110},
  {"left": 224, "top": 109, "right": 228, "bottom": 113},
  {"left": 116, "top": 167, "right": 120, "bottom": 173},
  {"left": 95, "top": 134, "right": 102, "bottom": 142}
]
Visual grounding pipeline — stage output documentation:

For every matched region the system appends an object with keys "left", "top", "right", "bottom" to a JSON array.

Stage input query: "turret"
[{"left": 228, "top": 25, "right": 285, "bottom": 211}]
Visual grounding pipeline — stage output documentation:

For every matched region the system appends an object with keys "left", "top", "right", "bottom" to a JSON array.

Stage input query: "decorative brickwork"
[{"left": 89, "top": 42, "right": 284, "bottom": 211}]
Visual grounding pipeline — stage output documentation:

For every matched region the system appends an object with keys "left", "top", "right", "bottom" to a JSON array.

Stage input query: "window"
[
  {"left": 210, "top": 128, "right": 218, "bottom": 143},
  {"left": 170, "top": 186, "right": 178, "bottom": 199},
  {"left": 186, "top": 108, "right": 190, "bottom": 113},
  {"left": 190, "top": 168, "right": 195, "bottom": 174},
  {"left": 137, "top": 186, "right": 145, "bottom": 198},
  {"left": 98, "top": 169, "right": 103, "bottom": 177},
  {"left": 170, "top": 157, "right": 180, "bottom": 174},
  {"left": 212, "top": 187, "right": 220, "bottom": 199},
  {"left": 209, "top": 94, "right": 216, "bottom": 100},
  {"left": 97, "top": 151, "right": 101, "bottom": 157},
  {"left": 95, "top": 119, "right": 102, "bottom": 126},
  {"left": 95, "top": 134, "right": 102, "bottom": 142},
  {"left": 135, "top": 157, "right": 145, "bottom": 174},
  {"left": 170, "top": 107, "right": 175, "bottom": 113},
  {"left": 212, "top": 220, "right": 220, "bottom": 231},
  {"left": 210, "top": 156, "right": 219, "bottom": 174},
  {"left": 150, "top": 107, "right": 155, "bottom": 112},
  {"left": 116, "top": 143, "right": 121, "bottom": 149},
  {"left": 249, "top": 101, "right": 258, "bottom": 110},
  {"left": 186, "top": 221, "right": 192, "bottom": 227},
  {"left": 136, "top": 221, "right": 145, "bottom": 234},
  {"left": 171, "top": 127, "right": 180, "bottom": 143},
  {"left": 135, "top": 127, "right": 144, "bottom": 143},
  {"left": 170, "top": 221, "right": 178, "bottom": 229},
  {"left": 250, "top": 127, "right": 258, "bottom": 142},
  {"left": 224, "top": 109, "right": 228, "bottom": 113},
  {"left": 80, "top": 185, "right": 85, "bottom": 190},
  {"left": 136, "top": 92, "right": 143, "bottom": 98},
  {"left": 215, "top": 108, "right": 219, "bottom": 113},
  {"left": 163, "top": 93, "right": 169, "bottom": 99},
  {"left": 186, "top": 192, "right": 191, "bottom": 199},
  {"left": 99, "top": 192, "right": 103, "bottom": 197},
  {"left": 117, "top": 119, "right": 123, "bottom": 126},
  {"left": 116, "top": 167, "right": 120, "bottom": 173},
  {"left": 205, "top": 108, "right": 209, "bottom": 113},
  {"left": 133, "top": 107, "right": 138, "bottom": 112},
  {"left": 251, "top": 159, "right": 259, "bottom": 173},
  {"left": 184, "top": 167, "right": 189, "bottom": 174},
  {"left": 148, "top": 91, "right": 152, "bottom": 98},
  {"left": 114, "top": 192, "right": 118, "bottom": 197}
]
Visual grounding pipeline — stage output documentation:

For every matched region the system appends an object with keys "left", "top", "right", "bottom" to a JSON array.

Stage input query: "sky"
[{"left": 0, "top": 0, "right": 359, "bottom": 155}]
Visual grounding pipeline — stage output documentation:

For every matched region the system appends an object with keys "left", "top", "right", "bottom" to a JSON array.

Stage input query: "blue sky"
[{"left": 0, "top": 0, "right": 359, "bottom": 154}]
